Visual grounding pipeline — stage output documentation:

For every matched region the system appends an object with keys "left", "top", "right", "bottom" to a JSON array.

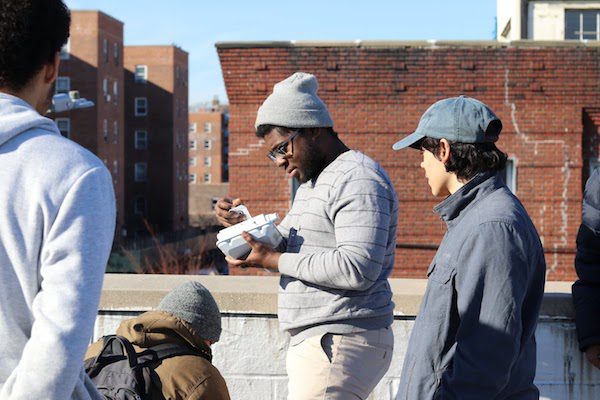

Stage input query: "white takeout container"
[{"left": 216, "top": 213, "right": 282, "bottom": 259}]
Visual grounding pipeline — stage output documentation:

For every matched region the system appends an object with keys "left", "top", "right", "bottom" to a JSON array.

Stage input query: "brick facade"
[
  {"left": 217, "top": 41, "right": 600, "bottom": 280},
  {"left": 124, "top": 46, "right": 189, "bottom": 237},
  {"left": 188, "top": 109, "right": 228, "bottom": 184},
  {"left": 57, "top": 11, "right": 125, "bottom": 240}
]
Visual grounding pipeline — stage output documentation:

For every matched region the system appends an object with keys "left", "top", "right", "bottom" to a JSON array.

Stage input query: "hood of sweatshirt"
[
  {"left": 0, "top": 93, "right": 59, "bottom": 147},
  {"left": 117, "top": 311, "right": 212, "bottom": 352}
]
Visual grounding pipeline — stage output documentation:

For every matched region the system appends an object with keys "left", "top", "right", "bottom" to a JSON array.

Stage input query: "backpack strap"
[{"left": 137, "top": 342, "right": 212, "bottom": 365}]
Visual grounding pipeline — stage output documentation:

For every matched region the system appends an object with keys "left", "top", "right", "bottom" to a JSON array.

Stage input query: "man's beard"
[{"left": 297, "top": 141, "right": 327, "bottom": 183}]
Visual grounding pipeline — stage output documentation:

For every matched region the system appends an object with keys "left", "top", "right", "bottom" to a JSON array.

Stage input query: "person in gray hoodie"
[
  {"left": 392, "top": 96, "right": 546, "bottom": 399},
  {"left": 0, "top": 1, "right": 115, "bottom": 399}
]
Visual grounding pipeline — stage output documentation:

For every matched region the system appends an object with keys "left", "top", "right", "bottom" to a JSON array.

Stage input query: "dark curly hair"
[
  {"left": 0, "top": 0, "right": 70, "bottom": 91},
  {"left": 420, "top": 137, "right": 507, "bottom": 181}
]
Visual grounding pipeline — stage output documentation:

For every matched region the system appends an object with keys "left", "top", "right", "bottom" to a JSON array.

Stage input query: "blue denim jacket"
[{"left": 398, "top": 172, "right": 546, "bottom": 400}]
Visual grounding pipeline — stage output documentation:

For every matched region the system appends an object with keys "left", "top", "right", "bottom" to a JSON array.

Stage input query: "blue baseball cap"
[{"left": 392, "top": 95, "right": 502, "bottom": 151}]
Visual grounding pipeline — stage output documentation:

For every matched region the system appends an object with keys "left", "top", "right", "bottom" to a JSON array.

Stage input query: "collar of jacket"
[
  {"left": 116, "top": 310, "right": 213, "bottom": 361},
  {"left": 433, "top": 171, "right": 503, "bottom": 226}
]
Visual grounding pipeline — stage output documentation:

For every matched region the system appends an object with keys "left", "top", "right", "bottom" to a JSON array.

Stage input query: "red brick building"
[
  {"left": 124, "top": 46, "right": 189, "bottom": 237},
  {"left": 188, "top": 108, "right": 229, "bottom": 185},
  {"left": 55, "top": 10, "right": 126, "bottom": 238},
  {"left": 188, "top": 105, "right": 230, "bottom": 217},
  {"left": 216, "top": 40, "right": 600, "bottom": 281}
]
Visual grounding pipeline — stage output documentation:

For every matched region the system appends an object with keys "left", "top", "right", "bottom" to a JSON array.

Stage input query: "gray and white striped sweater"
[{"left": 277, "top": 150, "right": 398, "bottom": 344}]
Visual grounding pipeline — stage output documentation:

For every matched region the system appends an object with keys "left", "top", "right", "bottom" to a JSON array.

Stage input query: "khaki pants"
[{"left": 286, "top": 327, "right": 394, "bottom": 400}]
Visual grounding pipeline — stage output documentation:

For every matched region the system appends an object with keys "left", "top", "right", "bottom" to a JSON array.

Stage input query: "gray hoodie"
[
  {"left": 398, "top": 172, "right": 546, "bottom": 400},
  {"left": 0, "top": 93, "right": 114, "bottom": 399}
]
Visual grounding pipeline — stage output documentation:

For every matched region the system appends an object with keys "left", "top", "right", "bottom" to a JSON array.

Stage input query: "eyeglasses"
[{"left": 267, "top": 130, "right": 301, "bottom": 162}]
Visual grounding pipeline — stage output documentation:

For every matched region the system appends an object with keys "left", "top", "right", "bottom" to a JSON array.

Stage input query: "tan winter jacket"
[{"left": 85, "top": 311, "right": 231, "bottom": 400}]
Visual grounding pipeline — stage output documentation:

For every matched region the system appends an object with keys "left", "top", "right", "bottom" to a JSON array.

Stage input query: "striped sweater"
[{"left": 277, "top": 150, "right": 398, "bottom": 344}]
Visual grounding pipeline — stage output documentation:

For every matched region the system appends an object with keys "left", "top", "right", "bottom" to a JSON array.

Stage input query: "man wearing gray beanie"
[
  {"left": 85, "top": 281, "right": 230, "bottom": 399},
  {"left": 215, "top": 72, "right": 397, "bottom": 400}
]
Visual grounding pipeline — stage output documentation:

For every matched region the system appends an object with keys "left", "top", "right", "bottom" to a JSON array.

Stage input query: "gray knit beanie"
[
  {"left": 255, "top": 72, "right": 334, "bottom": 129},
  {"left": 157, "top": 281, "right": 222, "bottom": 342}
]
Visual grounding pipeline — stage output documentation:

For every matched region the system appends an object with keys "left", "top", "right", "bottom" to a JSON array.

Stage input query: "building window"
[
  {"left": 176, "top": 65, "right": 180, "bottom": 81},
  {"left": 113, "top": 121, "right": 118, "bottom": 144},
  {"left": 500, "top": 158, "right": 517, "bottom": 194},
  {"left": 175, "top": 131, "right": 181, "bottom": 149},
  {"left": 203, "top": 122, "right": 212, "bottom": 133},
  {"left": 103, "top": 78, "right": 110, "bottom": 102},
  {"left": 135, "top": 97, "right": 147, "bottom": 116},
  {"left": 103, "top": 38, "right": 108, "bottom": 63},
  {"left": 113, "top": 43, "right": 119, "bottom": 65},
  {"left": 135, "top": 65, "right": 148, "bottom": 83},
  {"left": 203, "top": 139, "right": 212, "bottom": 150},
  {"left": 135, "top": 130, "right": 148, "bottom": 150},
  {"left": 565, "top": 10, "right": 600, "bottom": 40},
  {"left": 134, "top": 195, "right": 146, "bottom": 215},
  {"left": 113, "top": 160, "right": 118, "bottom": 175},
  {"left": 113, "top": 81, "right": 118, "bottom": 101},
  {"left": 204, "top": 156, "right": 211, "bottom": 166},
  {"left": 211, "top": 197, "right": 219, "bottom": 211},
  {"left": 189, "top": 140, "right": 197, "bottom": 150},
  {"left": 134, "top": 162, "right": 147, "bottom": 182},
  {"left": 189, "top": 157, "right": 197, "bottom": 166},
  {"left": 189, "top": 123, "right": 197, "bottom": 133},
  {"left": 55, "top": 77, "right": 70, "bottom": 94},
  {"left": 204, "top": 173, "right": 211, "bottom": 183},
  {"left": 55, "top": 118, "right": 70, "bottom": 138},
  {"left": 59, "top": 39, "right": 70, "bottom": 60},
  {"left": 103, "top": 119, "right": 108, "bottom": 142}
]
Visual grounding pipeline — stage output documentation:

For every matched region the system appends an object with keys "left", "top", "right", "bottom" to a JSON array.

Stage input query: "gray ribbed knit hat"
[
  {"left": 158, "top": 281, "right": 222, "bottom": 342},
  {"left": 255, "top": 72, "right": 334, "bottom": 129}
]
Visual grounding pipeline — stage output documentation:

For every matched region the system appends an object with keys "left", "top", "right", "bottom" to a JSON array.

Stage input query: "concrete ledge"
[
  {"left": 100, "top": 274, "right": 574, "bottom": 318},
  {"left": 215, "top": 40, "right": 600, "bottom": 49}
]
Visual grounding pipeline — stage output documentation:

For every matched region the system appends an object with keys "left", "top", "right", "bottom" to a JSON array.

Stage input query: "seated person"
[{"left": 86, "top": 281, "right": 230, "bottom": 400}]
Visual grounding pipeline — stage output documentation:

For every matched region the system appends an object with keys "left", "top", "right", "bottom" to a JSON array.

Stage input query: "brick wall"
[{"left": 217, "top": 41, "right": 600, "bottom": 280}]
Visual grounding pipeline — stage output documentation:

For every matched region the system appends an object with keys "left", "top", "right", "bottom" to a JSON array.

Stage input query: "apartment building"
[
  {"left": 55, "top": 10, "right": 190, "bottom": 242},
  {"left": 188, "top": 108, "right": 229, "bottom": 185},
  {"left": 55, "top": 10, "right": 126, "bottom": 240},
  {"left": 188, "top": 103, "right": 229, "bottom": 216},
  {"left": 498, "top": 0, "right": 600, "bottom": 41},
  {"left": 124, "top": 46, "right": 189, "bottom": 237}
]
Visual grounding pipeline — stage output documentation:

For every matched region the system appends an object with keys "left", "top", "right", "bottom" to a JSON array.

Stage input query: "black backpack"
[{"left": 84, "top": 335, "right": 211, "bottom": 400}]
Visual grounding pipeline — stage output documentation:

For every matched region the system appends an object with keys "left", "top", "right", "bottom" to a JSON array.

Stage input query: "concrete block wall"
[
  {"left": 215, "top": 41, "right": 600, "bottom": 281},
  {"left": 95, "top": 275, "right": 600, "bottom": 400}
]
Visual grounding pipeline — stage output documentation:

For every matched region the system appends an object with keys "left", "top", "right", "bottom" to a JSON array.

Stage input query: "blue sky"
[{"left": 64, "top": 0, "right": 497, "bottom": 105}]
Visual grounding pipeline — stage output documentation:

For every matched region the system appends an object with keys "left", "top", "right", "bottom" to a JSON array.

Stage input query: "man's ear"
[
  {"left": 43, "top": 52, "right": 60, "bottom": 84},
  {"left": 438, "top": 138, "right": 451, "bottom": 164},
  {"left": 310, "top": 127, "right": 324, "bottom": 141}
]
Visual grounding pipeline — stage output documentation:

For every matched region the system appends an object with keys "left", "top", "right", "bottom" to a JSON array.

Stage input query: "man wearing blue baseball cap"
[{"left": 393, "top": 96, "right": 546, "bottom": 399}]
